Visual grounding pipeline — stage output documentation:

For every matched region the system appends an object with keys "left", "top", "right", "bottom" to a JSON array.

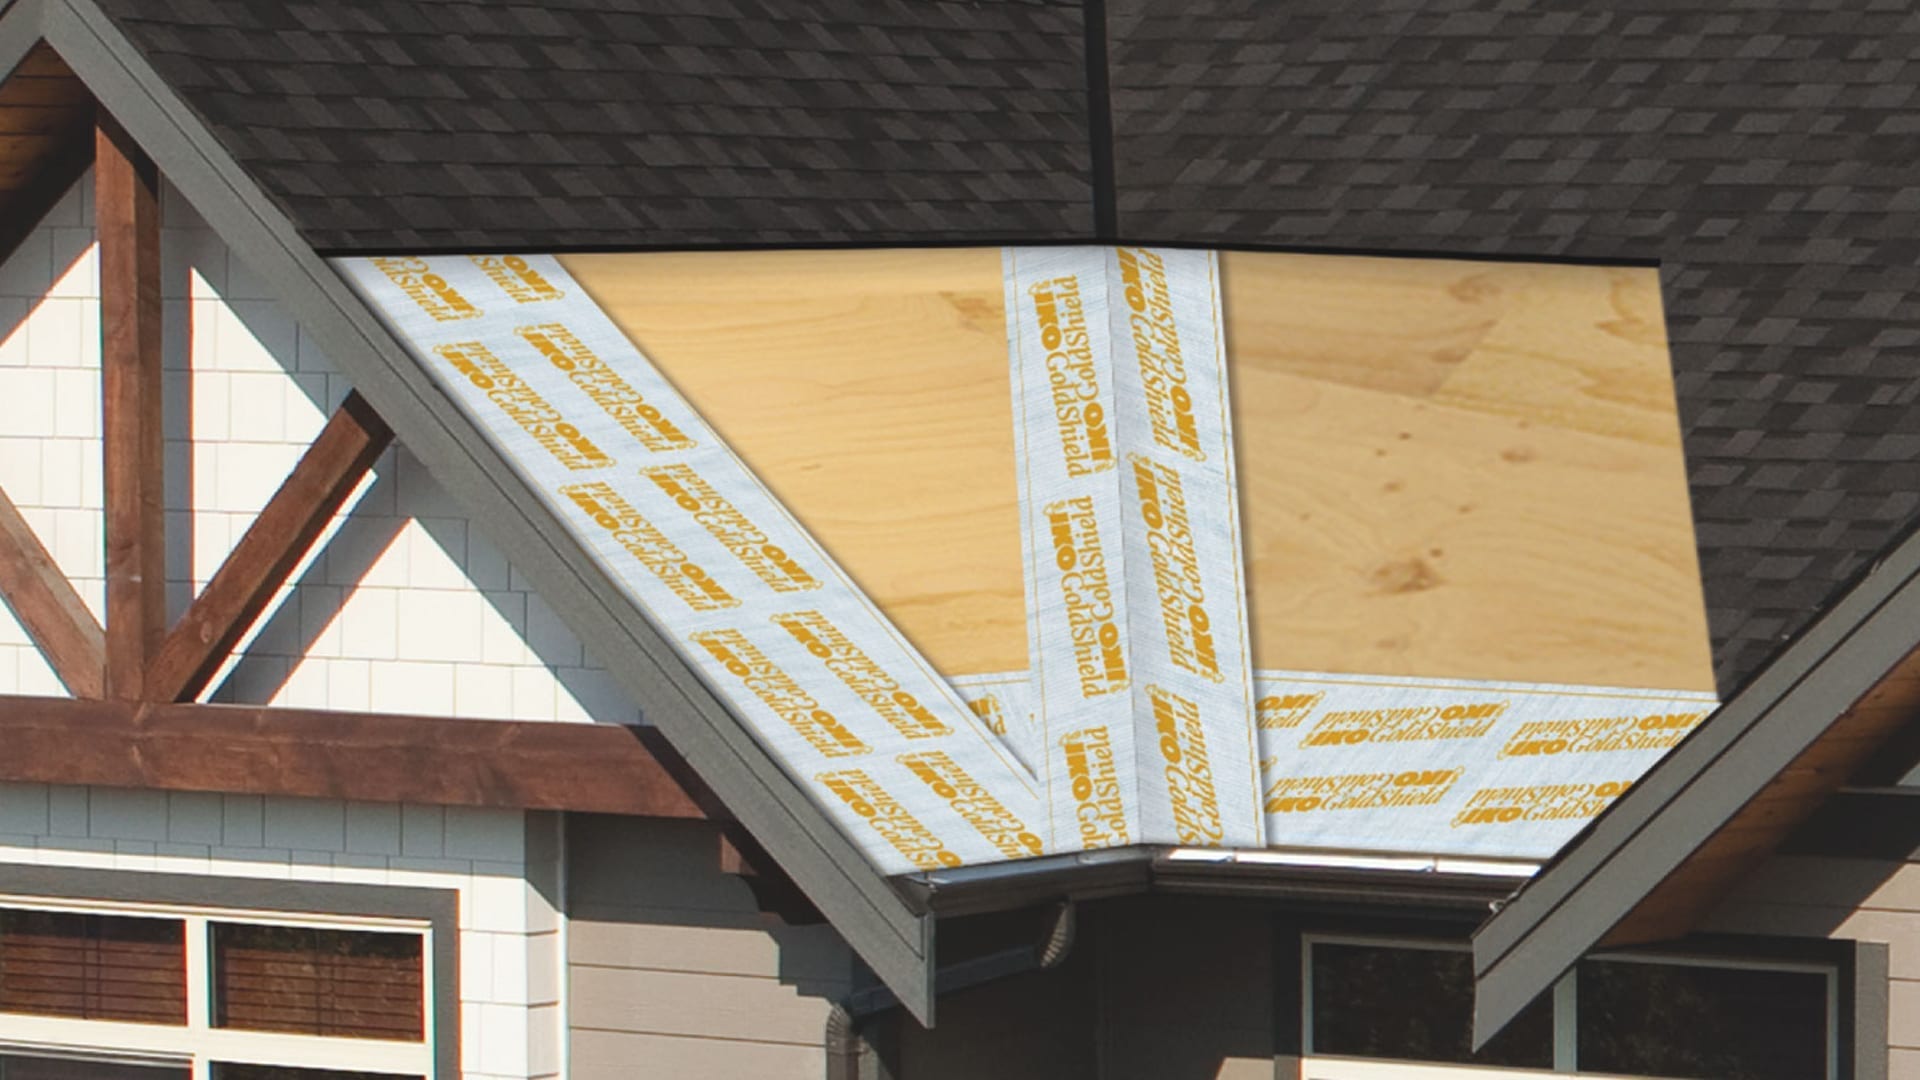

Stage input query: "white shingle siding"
[
  {"left": 0, "top": 781, "right": 563, "bottom": 1080},
  {"left": 0, "top": 170, "right": 640, "bottom": 723}
]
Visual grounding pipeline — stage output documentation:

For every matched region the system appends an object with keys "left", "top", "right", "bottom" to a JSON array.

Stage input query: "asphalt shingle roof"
[
  {"left": 96, "top": 0, "right": 1094, "bottom": 249},
  {"left": 86, "top": 0, "right": 1920, "bottom": 696}
]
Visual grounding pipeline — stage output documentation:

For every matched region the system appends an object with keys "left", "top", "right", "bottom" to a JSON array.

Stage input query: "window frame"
[
  {"left": 0, "top": 865, "right": 457, "bottom": 1080},
  {"left": 1300, "top": 932, "right": 1843, "bottom": 1080},
  {"left": 0, "top": 894, "right": 433, "bottom": 1080}
]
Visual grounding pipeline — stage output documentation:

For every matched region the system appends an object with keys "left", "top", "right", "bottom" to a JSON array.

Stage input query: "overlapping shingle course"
[{"left": 97, "top": 0, "right": 1095, "bottom": 249}]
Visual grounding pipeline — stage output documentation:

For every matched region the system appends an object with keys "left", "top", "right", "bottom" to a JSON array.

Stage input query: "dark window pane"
[
  {"left": 0, "top": 1056, "right": 188, "bottom": 1080},
  {"left": 1577, "top": 959, "right": 1828, "bottom": 1080},
  {"left": 214, "top": 1068, "right": 421, "bottom": 1080},
  {"left": 0, "top": 909, "right": 187, "bottom": 1025},
  {"left": 213, "top": 924, "right": 424, "bottom": 1041},
  {"left": 1311, "top": 942, "right": 1552, "bottom": 1068}
]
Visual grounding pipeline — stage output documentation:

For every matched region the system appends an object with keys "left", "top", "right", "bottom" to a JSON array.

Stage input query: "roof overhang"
[
  {"left": 1, "top": 0, "right": 942, "bottom": 1021},
  {"left": 1471, "top": 519, "right": 1920, "bottom": 1045}
]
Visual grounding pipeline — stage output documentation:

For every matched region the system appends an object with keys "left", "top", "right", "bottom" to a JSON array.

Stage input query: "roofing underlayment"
[{"left": 338, "top": 248, "right": 1718, "bottom": 877}]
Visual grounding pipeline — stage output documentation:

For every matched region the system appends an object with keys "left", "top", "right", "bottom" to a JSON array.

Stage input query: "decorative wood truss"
[{"left": 0, "top": 44, "right": 802, "bottom": 883}]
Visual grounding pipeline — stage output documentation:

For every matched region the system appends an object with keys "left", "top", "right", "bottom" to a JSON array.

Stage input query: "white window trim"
[
  {"left": 0, "top": 895, "right": 434, "bottom": 1080},
  {"left": 1300, "top": 933, "right": 1838, "bottom": 1080}
]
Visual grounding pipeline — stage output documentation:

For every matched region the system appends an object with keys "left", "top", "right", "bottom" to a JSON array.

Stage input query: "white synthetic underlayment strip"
[
  {"left": 1004, "top": 247, "right": 1263, "bottom": 851},
  {"left": 338, "top": 255, "right": 1044, "bottom": 875},
  {"left": 1254, "top": 670, "right": 1720, "bottom": 860}
]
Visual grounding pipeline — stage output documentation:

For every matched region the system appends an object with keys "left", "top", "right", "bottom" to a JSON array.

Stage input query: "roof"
[
  {"left": 91, "top": 0, "right": 1095, "bottom": 250},
  {"left": 9, "top": 0, "right": 1920, "bottom": 1029},
  {"left": 83, "top": 0, "right": 1920, "bottom": 705}
]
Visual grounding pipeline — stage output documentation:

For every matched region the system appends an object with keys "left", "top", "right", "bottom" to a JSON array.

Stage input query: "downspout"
[{"left": 825, "top": 900, "right": 1078, "bottom": 1080}]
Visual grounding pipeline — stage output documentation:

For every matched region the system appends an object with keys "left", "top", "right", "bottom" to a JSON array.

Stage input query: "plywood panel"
[
  {"left": 562, "top": 248, "right": 1713, "bottom": 692},
  {"left": 561, "top": 249, "right": 1027, "bottom": 677},
  {"left": 1224, "top": 252, "right": 1713, "bottom": 691}
]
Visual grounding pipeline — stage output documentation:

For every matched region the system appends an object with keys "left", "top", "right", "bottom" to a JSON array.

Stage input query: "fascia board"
[
  {"left": 1471, "top": 525, "right": 1920, "bottom": 1045},
  {"left": 0, "top": 0, "right": 44, "bottom": 77},
  {"left": 39, "top": 0, "right": 937, "bottom": 1022}
]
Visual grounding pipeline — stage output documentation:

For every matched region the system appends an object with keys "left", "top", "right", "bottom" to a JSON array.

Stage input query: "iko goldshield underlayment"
[{"left": 339, "top": 249, "right": 1720, "bottom": 876}]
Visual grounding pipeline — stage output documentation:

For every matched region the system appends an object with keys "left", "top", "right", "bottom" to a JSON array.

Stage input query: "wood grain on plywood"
[
  {"left": 1223, "top": 252, "right": 1714, "bottom": 692},
  {"left": 562, "top": 249, "right": 1712, "bottom": 694},
  {"left": 560, "top": 249, "right": 1028, "bottom": 677}
]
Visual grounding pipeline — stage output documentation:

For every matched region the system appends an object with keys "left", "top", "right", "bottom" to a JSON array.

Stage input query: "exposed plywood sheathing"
[
  {"left": 561, "top": 248, "right": 1028, "bottom": 678},
  {"left": 563, "top": 249, "right": 1714, "bottom": 693},
  {"left": 1224, "top": 252, "right": 1714, "bottom": 692}
]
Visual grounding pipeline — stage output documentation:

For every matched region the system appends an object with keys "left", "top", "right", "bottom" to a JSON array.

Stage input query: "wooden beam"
[
  {"left": 96, "top": 112, "right": 163, "bottom": 700},
  {"left": 0, "top": 485, "right": 103, "bottom": 697},
  {"left": 0, "top": 694, "right": 712, "bottom": 818},
  {"left": 147, "top": 392, "right": 393, "bottom": 702}
]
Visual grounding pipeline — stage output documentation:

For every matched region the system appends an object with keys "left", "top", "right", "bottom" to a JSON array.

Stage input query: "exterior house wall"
[
  {"left": 1703, "top": 849, "right": 1920, "bottom": 1078},
  {"left": 0, "top": 781, "right": 560, "bottom": 1080},
  {"left": 562, "top": 814, "right": 856, "bottom": 1080},
  {"left": 0, "top": 169, "right": 636, "bottom": 722}
]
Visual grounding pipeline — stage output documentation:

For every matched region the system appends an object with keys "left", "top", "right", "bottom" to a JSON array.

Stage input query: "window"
[
  {"left": 1302, "top": 935, "right": 1837, "bottom": 1079},
  {"left": 0, "top": 910, "right": 186, "bottom": 1025},
  {"left": 0, "top": 901, "right": 431, "bottom": 1080},
  {"left": 213, "top": 925, "right": 424, "bottom": 1041}
]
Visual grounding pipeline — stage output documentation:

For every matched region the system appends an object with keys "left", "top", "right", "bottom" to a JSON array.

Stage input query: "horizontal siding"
[
  {"left": 571, "top": 1028, "right": 825, "bottom": 1080},
  {"left": 564, "top": 815, "right": 851, "bottom": 1080},
  {"left": 571, "top": 965, "right": 836, "bottom": 1045}
]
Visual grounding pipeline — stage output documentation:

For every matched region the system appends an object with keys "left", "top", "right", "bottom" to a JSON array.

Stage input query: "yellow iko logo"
[
  {"left": 816, "top": 769, "right": 961, "bottom": 870},
  {"left": 1060, "top": 726, "right": 1130, "bottom": 849},
  {"left": 1498, "top": 712, "right": 1707, "bottom": 759},
  {"left": 1257, "top": 692, "right": 1324, "bottom": 729},
  {"left": 470, "top": 255, "right": 564, "bottom": 304},
  {"left": 694, "top": 629, "right": 870, "bottom": 759},
  {"left": 968, "top": 694, "right": 1008, "bottom": 736},
  {"left": 773, "top": 610, "right": 948, "bottom": 740},
  {"left": 1115, "top": 247, "right": 1204, "bottom": 461},
  {"left": 1452, "top": 781, "right": 1632, "bottom": 827},
  {"left": 1264, "top": 768, "right": 1463, "bottom": 814},
  {"left": 435, "top": 342, "right": 610, "bottom": 471},
  {"left": 1300, "top": 701, "right": 1506, "bottom": 748},
  {"left": 1046, "top": 496, "right": 1128, "bottom": 699},
  {"left": 372, "top": 256, "right": 480, "bottom": 322},
  {"left": 899, "top": 751, "right": 1043, "bottom": 860},
  {"left": 1150, "top": 686, "right": 1223, "bottom": 845},
  {"left": 560, "top": 482, "right": 737, "bottom": 611},
  {"left": 644, "top": 464, "right": 818, "bottom": 592},
  {"left": 515, "top": 323, "right": 696, "bottom": 453},
  {"left": 1028, "top": 274, "right": 1113, "bottom": 478},
  {"left": 1130, "top": 455, "right": 1221, "bottom": 682}
]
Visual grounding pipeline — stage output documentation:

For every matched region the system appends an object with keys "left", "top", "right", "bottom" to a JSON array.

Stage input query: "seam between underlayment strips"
[
  {"left": 1254, "top": 668, "right": 1721, "bottom": 861},
  {"left": 1004, "top": 246, "right": 1264, "bottom": 854},
  {"left": 335, "top": 254, "right": 1044, "bottom": 876}
]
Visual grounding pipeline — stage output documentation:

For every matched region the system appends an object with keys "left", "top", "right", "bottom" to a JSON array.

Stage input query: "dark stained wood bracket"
[
  {"left": 146, "top": 392, "right": 394, "bottom": 703},
  {"left": 720, "top": 822, "right": 825, "bottom": 924},
  {"left": 0, "top": 485, "right": 104, "bottom": 697},
  {"left": 0, "top": 695, "right": 712, "bottom": 819},
  {"left": 96, "top": 111, "right": 163, "bottom": 701}
]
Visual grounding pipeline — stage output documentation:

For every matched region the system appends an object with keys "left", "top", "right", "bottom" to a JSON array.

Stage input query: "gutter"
[{"left": 896, "top": 845, "right": 1536, "bottom": 917}]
